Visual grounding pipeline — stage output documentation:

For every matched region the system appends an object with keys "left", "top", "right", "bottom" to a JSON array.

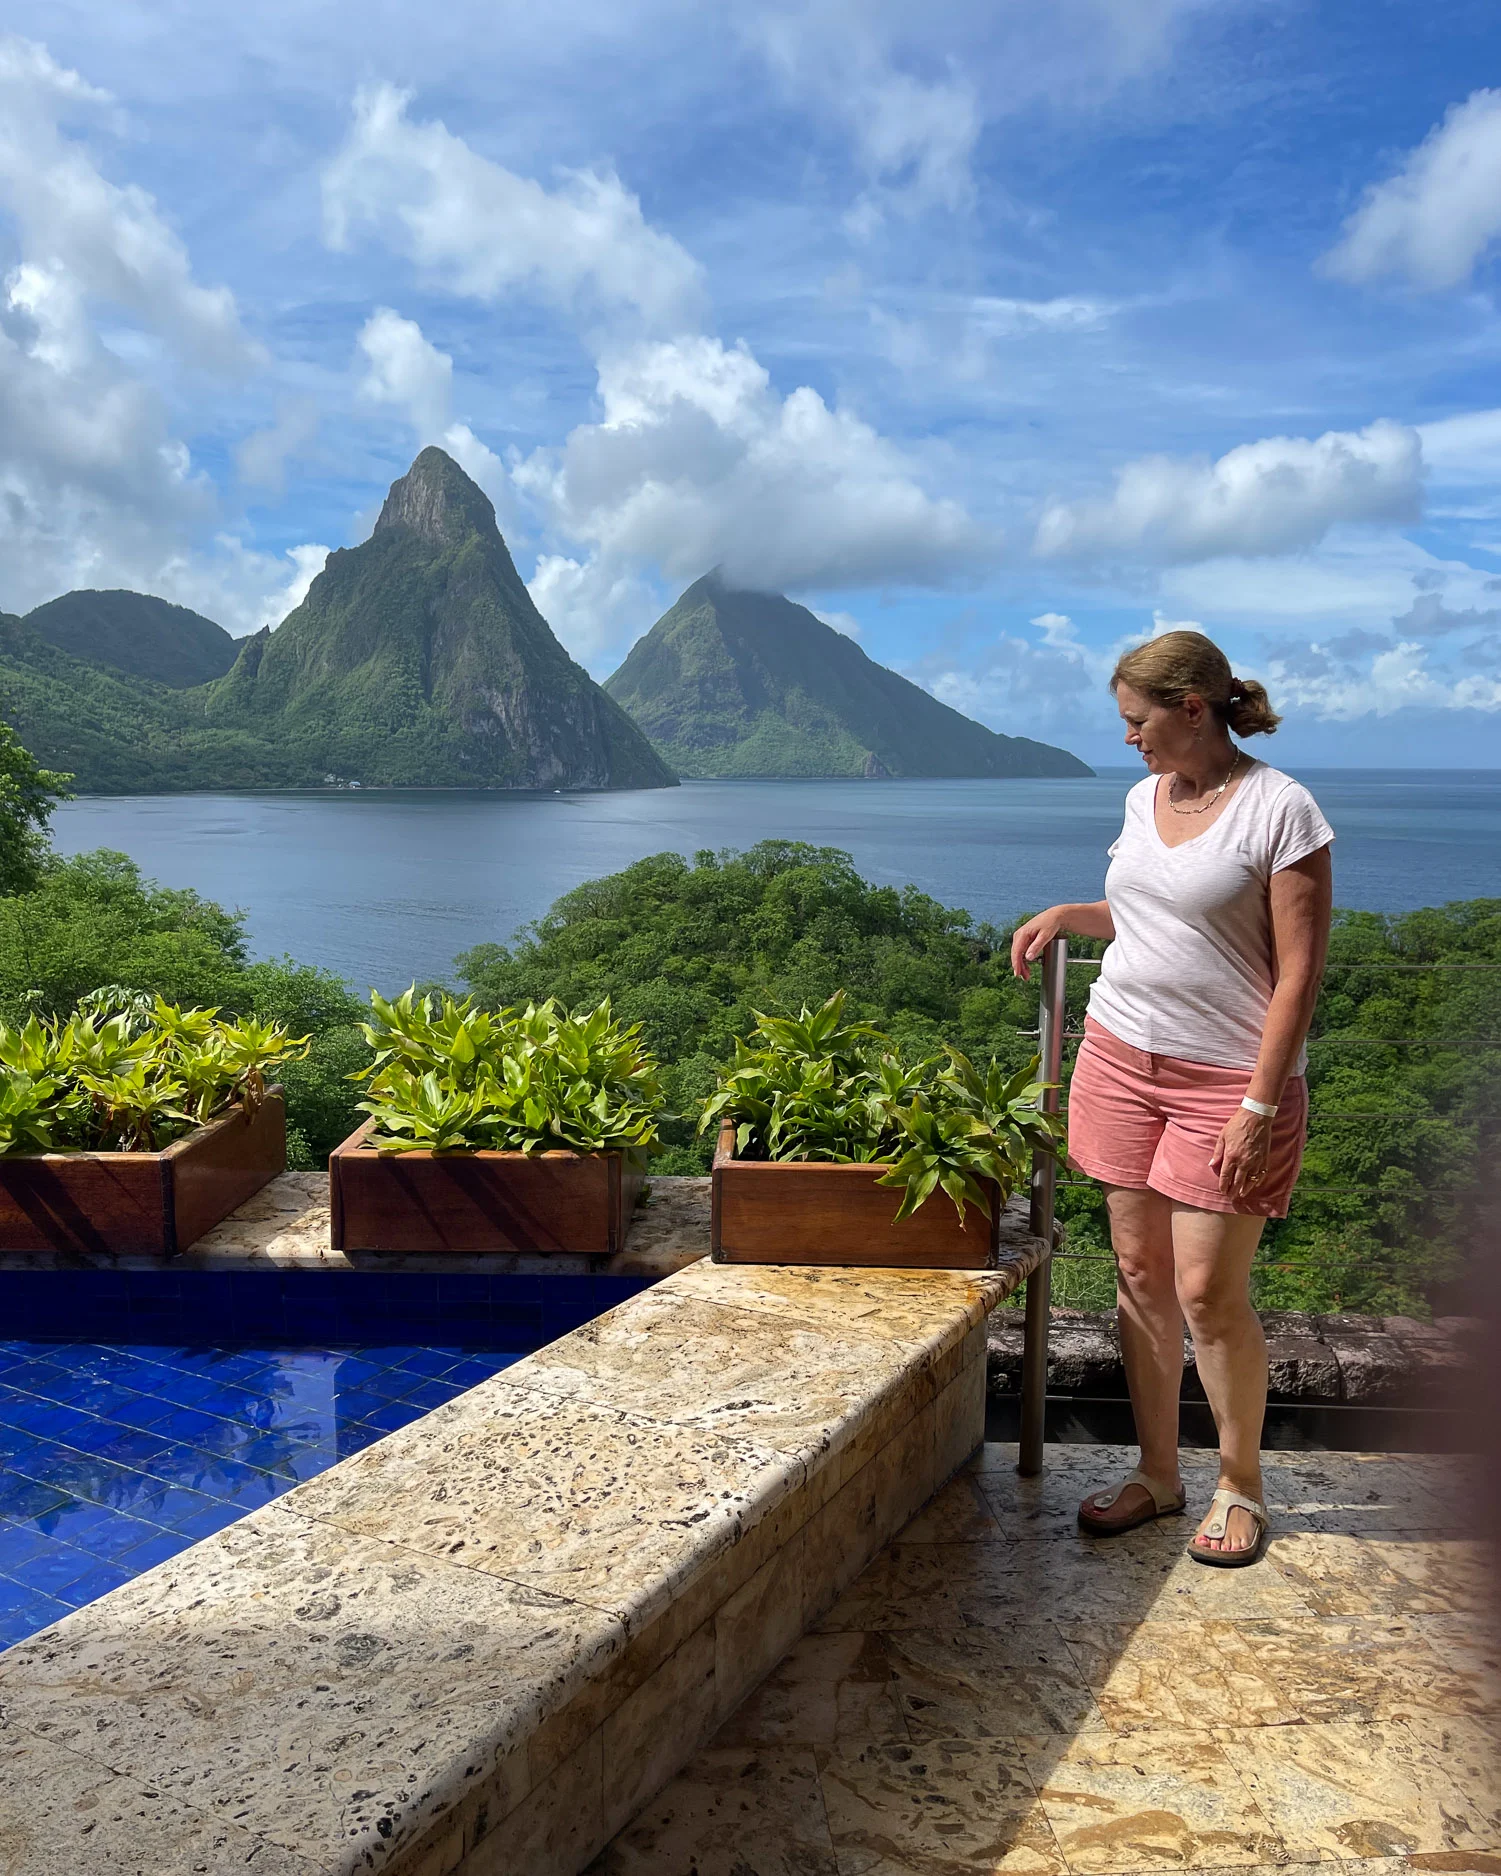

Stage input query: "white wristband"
[{"left": 1241, "top": 1095, "right": 1278, "bottom": 1119}]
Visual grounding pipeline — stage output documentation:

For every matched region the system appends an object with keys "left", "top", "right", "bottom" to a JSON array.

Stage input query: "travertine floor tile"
[
  {"left": 665, "top": 1259, "right": 1008, "bottom": 1352},
  {"left": 886, "top": 1624, "right": 1105, "bottom": 1740},
  {"left": 714, "top": 1632, "right": 909, "bottom": 1747},
  {"left": 1058, "top": 1619, "right": 1297, "bottom": 1732},
  {"left": 816, "top": 1734, "right": 1067, "bottom": 1873},
  {"left": 1268, "top": 1534, "right": 1493, "bottom": 1618},
  {"left": 899, "top": 1472, "right": 1003, "bottom": 1544},
  {"left": 1024, "top": 1727, "right": 1289, "bottom": 1872},
  {"left": 956, "top": 1535, "right": 1315, "bottom": 1629},
  {"left": 286, "top": 1380, "right": 796, "bottom": 1628},
  {"left": 0, "top": 1503, "right": 622, "bottom": 1864},
  {"left": 1259, "top": 1460, "right": 1464, "bottom": 1536},
  {"left": 511, "top": 1288, "right": 925, "bottom": 1467},
  {"left": 1242, "top": 1616, "right": 1499, "bottom": 1724},
  {"left": 1408, "top": 1612, "right": 1501, "bottom": 1712},
  {"left": 586, "top": 1744, "right": 839, "bottom": 1875},
  {"left": 1389, "top": 1713, "right": 1501, "bottom": 1840},
  {"left": 0, "top": 1726, "right": 318, "bottom": 1875},
  {"left": 1215, "top": 1718, "right": 1482, "bottom": 1859},
  {"left": 813, "top": 1545, "right": 970, "bottom": 1634}
]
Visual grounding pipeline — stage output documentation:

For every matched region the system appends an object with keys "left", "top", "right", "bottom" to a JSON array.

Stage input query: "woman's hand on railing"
[{"left": 1010, "top": 909, "right": 1070, "bottom": 981}]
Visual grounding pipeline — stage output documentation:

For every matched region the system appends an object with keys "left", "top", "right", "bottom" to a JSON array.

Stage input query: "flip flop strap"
[
  {"left": 1198, "top": 1488, "right": 1269, "bottom": 1541},
  {"left": 1093, "top": 1467, "right": 1182, "bottom": 1513}
]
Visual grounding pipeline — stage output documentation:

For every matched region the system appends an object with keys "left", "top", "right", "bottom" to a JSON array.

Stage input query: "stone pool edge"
[{"left": 0, "top": 1206, "right": 1044, "bottom": 1876}]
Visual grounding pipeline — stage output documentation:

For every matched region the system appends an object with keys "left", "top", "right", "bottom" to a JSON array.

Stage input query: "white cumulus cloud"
[
  {"left": 1322, "top": 89, "right": 1501, "bottom": 291},
  {"left": 1034, "top": 419, "right": 1423, "bottom": 563},
  {"left": 0, "top": 35, "right": 301, "bottom": 627},
  {"left": 356, "top": 306, "right": 453, "bottom": 435},
  {"left": 324, "top": 84, "right": 705, "bottom": 334},
  {"left": 516, "top": 334, "right": 985, "bottom": 594},
  {"left": 0, "top": 37, "right": 258, "bottom": 373}
]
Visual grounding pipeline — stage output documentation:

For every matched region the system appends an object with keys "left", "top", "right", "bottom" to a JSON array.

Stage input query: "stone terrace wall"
[{"left": 988, "top": 1308, "right": 1482, "bottom": 1408}]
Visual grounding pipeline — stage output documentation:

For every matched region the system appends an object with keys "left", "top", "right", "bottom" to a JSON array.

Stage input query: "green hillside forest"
[
  {"left": 23, "top": 590, "right": 239, "bottom": 690},
  {"left": 0, "top": 829, "right": 1491, "bottom": 1316},
  {"left": 604, "top": 572, "right": 1092, "bottom": 778},
  {"left": 0, "top": 449, "right": 673, "bottom": 793}
]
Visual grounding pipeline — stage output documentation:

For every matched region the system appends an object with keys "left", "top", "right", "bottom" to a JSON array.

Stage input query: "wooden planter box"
[
  {"left": 329, "top": 1119, "right": 646, "bottom": 1255},
  {"left": 0, "top": 1090, "right": 286, "bottom": 1258},
  {"left": 711, "top": 1121, "right": 1002, "bottom": 1268}
]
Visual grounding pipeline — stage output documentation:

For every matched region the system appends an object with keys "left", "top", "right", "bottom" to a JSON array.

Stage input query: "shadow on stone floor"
[{"left": 591, "top": 1442, "right": 1501, "bottom": 1876}]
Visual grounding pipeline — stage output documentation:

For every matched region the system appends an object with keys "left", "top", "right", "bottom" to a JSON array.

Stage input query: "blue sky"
[{"left": 1, "top": 0, "right": 1500, "bottom": 768}]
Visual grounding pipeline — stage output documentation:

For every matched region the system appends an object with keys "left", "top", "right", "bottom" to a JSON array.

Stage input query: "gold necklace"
[{"left": 1169, "top": 749, "right": 1242, "bottom": 816}]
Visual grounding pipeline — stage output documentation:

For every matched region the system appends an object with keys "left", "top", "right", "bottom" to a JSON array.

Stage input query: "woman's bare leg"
[
  {"left": 1172, "top": 1204, "right": 1268, "bottom": 1553},
  {"left": 1082, "top": 1185, "right": 1183, "bottom": 1522}
]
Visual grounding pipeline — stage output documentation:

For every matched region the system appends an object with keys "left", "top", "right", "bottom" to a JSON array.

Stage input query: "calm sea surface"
[{"left": 49, "top": 771, "right": 1501, "bottom": 988}]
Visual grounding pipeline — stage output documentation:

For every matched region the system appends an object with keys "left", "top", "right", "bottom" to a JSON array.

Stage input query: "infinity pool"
[{"left": 0, "top": 1337, "right": 523, "bottom": 1649}]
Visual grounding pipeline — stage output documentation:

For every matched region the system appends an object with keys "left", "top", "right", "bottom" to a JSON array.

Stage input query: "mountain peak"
[
  {"left": 374, "top": 447, "right": 497, "bottom": 548},
  {"left": 604, "top": 577, "right": 1093, "bottom": 780}
]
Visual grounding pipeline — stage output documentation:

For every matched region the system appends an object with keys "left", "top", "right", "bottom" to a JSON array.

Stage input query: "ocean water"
[{"left": 48, "top": 770, "right": 1501, "bottom": 988}]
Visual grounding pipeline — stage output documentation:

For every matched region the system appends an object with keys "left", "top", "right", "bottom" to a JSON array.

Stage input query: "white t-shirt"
[{"left": 1086, "top": 760, "right": 1334, "bottom": 1074}]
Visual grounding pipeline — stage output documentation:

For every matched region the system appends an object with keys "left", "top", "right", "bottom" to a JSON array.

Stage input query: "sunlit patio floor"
[{"left": 593, "top": 1442, "right": 1500, "bottom": 1874}]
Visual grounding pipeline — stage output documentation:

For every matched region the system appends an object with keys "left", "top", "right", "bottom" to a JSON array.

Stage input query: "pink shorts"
[{"left": 1066, "top": 1018, "right": 1307, "bottom": 1218}]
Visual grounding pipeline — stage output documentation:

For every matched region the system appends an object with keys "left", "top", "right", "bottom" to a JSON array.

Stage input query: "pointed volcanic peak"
[
  {"left": 605, "top": 573, "right": 1092, "bottom": 779},
  {"left": 207, "top": 448, "right": 675, "bottom": 791},
  {"left": 23, "top": 590, "right": 238, "bottom": 690}
]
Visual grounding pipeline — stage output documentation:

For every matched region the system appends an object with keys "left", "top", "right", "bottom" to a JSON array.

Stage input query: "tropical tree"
[{"left": 0, "top": 709, "right": 70, "bottom": 896}]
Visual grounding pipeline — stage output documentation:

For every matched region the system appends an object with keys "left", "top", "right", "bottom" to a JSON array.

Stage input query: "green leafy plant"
[
  {"left": 700, "top": 991, "right": 1062, "bottom": 1222},
  {"left": 354, "top": 988, "right": 664, "bottom": 1158},
  {"left": 0, "top": 997, "right": 307, "bottom": 1154}
]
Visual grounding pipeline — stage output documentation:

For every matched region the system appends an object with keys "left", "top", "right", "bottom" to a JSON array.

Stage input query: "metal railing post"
[{"left": 1019, "top": 936, "right": 1067, "bottom": 1477}]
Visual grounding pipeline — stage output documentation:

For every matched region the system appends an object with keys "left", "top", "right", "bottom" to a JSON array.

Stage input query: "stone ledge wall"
[{"left": 988, "top": 1308, "right": 1482, "bottom": 1408}]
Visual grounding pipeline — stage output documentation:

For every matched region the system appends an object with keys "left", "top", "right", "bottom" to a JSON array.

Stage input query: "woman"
[{"left": 1010, "top": 632, "right": 1332, "bottom": 1566}]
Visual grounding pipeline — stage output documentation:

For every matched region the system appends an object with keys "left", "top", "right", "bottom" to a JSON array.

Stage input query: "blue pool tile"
[
  {"left": 170, "top": 1503, "right": 244, "bottom": 1541},
  {"left": 82, "top": 1426, "right": 181, "bottom": 1473},
  {"left": 57, "top": 1510, "right": 164, "bottom": 1563},
  {"left": 52, "top": 1559, "right": 133, "bottom": 1606},
  {"left": 113, "top": 1529, "right": 188, "bottom": 1572},
  {"left": 0, "top": 1519, "right": 54, "bottom": 1570},
  {"left": 104, "top": 1392, "right": 183, "bottom": 1432},
  {"left": 388, "top": 1347, "right": 465, "bottom": 1380},
  {"left": 401, "top": 1379, "right": 468, "bottom": 1412},
  {"left": 362, "top": 1400, "right": 426, "bottom": 1434},
  {"left": 4, "top": 1540, "right": 113, "bottom": 1599},
  {"left": 0, "top": 1580, "right": 70, "bottom": 1638},
  {"left": 23, "top": 1497, "right": 147, "bottom": 1554},
  {"left": 0, "top": 1475, "right": 72, "bottom": 1521},
  {"left": 335, "top": 1423, "right": 386, "bottom": 1456},
  {"left": 0, "top": 1306, "right": 568, "bottom": 1651}
]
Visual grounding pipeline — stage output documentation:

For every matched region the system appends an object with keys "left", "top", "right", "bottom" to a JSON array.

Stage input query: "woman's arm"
[
  {"left": 1210, "top": 847, "right": 1333, "bottom": 1200},
  {"left": 1009, "top": 901, "right": 1115, "bottom": 981}
]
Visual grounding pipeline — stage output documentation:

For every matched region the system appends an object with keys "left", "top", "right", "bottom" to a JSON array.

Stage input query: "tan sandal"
[
  {"left": 1187, "top": 1488, "right": 1270, "bottom": 1567},
  {"left": 1078, "top": 1467, "right": 1187, "bottom": 1536}
]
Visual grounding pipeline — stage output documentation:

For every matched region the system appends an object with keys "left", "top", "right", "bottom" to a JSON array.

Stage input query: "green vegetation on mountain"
[
  {"left": 604, "top": 573, "right": 1092, "bottom": 778},
  {"left": 24, "top": 590, "right": 238, "bottom": 689},
  {"left": 205, "top": 448, "right": 674, "bottom": 789},
  {"left": 0, "top": 614, "right": 306, "bottom": 791},
  {"left": 457, "top": 842, "right": 1496, "bottom": 1316},
  {"left": 0, "top": 451, "right": 676, "bottom": 793}
]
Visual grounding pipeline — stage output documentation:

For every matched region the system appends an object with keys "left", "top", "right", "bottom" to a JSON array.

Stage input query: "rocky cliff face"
[
  {"left": 604, "top": 572, "right": 1092, "bottom": 779},
  {"left": 207, "top": 448, "right": 676, "bottom": 791}
]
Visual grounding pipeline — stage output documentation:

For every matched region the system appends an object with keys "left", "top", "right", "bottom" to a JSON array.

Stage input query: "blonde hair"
[{"left": 1111, "top": 630, "right": 1282, "bottom": 737}]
